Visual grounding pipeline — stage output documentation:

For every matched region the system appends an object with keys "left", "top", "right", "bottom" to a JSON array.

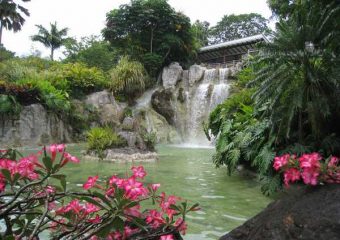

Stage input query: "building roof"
[{"left": 199, "top": 34, "right": 268, "bottom": 53}]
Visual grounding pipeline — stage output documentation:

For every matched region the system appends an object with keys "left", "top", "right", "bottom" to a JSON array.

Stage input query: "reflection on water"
[{"left": 20, "top": 144, "right": 271, "bottom": 240}]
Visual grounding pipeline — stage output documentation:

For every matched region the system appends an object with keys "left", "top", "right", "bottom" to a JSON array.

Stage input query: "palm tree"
[
  {"left": 0, "top": 0, "right": 30, "bottom": 45},
  {"left": 31, "top": 22, "right": 69, "bottom": 60},
  {"left": 252, "top": 1, "right": 340, "bottom": 152}
]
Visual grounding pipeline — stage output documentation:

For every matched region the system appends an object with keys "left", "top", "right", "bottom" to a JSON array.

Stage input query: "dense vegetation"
[{"left": 207, "top": 0, "right": 340, "bottom": 195}]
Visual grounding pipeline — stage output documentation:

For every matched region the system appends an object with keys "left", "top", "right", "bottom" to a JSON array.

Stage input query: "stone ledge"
[{"left": 83, "top": 148, "right": 158, "bottom": 162}]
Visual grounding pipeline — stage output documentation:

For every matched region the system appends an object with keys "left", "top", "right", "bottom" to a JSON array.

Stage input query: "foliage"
[
  {"left": 0, "top": 145, "right": 198, "bottom": 239},
  {"left": 273, "top": 153, "right": 340, "bottom": 186},
  {"left": 63, "top": 35, "right": 118, "bottom": 71},
  {"left": 109, "top": 56, "right": 147, "bottom": 104},
  {"left": 0, "top": 0, "right": 30, "bottom": 44},
  {"left": 142, "top": 131, "right": 157, "bottom": 151},
  {"left": 0, "top": 46, "right": 14, "bottom": 61},
  {"left": 252, "top": 0, "right": 340, "bottom": 155},
  {"left": 31, "top": 22, "right": 70, "bottom": 60},
  {"left": 103, "top": 0, "right": 196, "bottom": 76},
  {"left": 56, "top": 62, "right": 108, "bottom": 96},
  {"left": 0, "top": 94, "right": 21, "bottom": 115},
  {"left": 209, "top": 13, "right": 270, "bottom": 44},
  {"left": 191, "top": 20, "right": 210, "bottom": 48},
  {"left": 87, "top": 127, "right": 127, "bottom": 158}
]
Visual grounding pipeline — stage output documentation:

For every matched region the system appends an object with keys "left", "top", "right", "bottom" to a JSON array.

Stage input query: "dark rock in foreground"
[{"left": 220, "top": 184, "right": 340, "bottom": 240}]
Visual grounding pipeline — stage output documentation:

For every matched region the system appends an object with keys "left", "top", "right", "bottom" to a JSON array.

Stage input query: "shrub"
[
  {"left": 57, "top": 62, "right": 108, "bottom": 96},
  {"left": 142, "top": 131, "right": 157, "bottom": 151},
  {"left": 0, "top": 145, "right": 198, "bottom": 239},
  {"left": 0, "top": 94, "right": 21, "bottom": 115},
  {"left": 109, "top": 56, "right": 147, "bottom": 105},
  {"left": 87, "top": 127, "right": 126, "bottom": 158}
]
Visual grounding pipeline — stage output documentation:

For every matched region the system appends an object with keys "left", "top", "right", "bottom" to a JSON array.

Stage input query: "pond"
[{"left": 21, "top": 144, "right": 271, "bottom": 240}]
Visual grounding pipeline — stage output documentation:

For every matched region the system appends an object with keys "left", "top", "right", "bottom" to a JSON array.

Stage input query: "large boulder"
[
  {"left": 85, "top": 90, "right": 125, "bottom": 125},
  {"left": 189, "top": 64, "right": 206, "bottom": 86},
  {"left": 151, "top": 89, "right": 175, "bottom": 125},
  {"left": 162, "top": 62, "right": 183, "bottom": 89},
  {"left": 220, "top": 184, "right": 340, "bottom": 240},
  {"left": 0, "top": 104, "right": 72, "bottom": 147}
]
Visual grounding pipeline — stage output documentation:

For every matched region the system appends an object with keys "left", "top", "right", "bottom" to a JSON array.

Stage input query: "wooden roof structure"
[{"left": 198, "top": 34, "right": 268, "bottom": 64}]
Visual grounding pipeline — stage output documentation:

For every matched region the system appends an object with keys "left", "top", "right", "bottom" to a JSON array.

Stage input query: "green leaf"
[
  {"left": 42, "top": 156, "right": 53, "bottom": 172},
  {"left": 97, "top": 217, "right": 124, "bottom": 237},
  {"left": 188, "top": 203, "right": 200, "bottom": 212},
  {"left": 81, "top": 196, "right": 105, "bottom": 209},
  {"left": 93, "top": 191, "right": 112, "bottom": 208},
  {"left": 51, "top": 174, "right": 66, "bottom": 191},
  {"left": 1, "top": 169, "right": 12, "bottom": 183}
]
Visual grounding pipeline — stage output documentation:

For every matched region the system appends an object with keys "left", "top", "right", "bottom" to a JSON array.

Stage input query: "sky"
[{"left": 2, "top": 0, "right": 272, "bottom": 59}]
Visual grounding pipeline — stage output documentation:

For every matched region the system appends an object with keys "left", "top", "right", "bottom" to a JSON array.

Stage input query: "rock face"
[
  {"left": 162, "top": 62, "right": 183, "bottom": 89},
  {"left": 0, "top": 104, "right": 72, "bottom": 146},
  {"left": 151, "top": 89, "right": 175, "bottom": 125},
  {"left": 188, "top": 64, "right": 206, "bottom": 86},
  {"left": 220, "top": 184, "right": 340, "bottom": 240},
  {"left": 85, "top": 90, "right": 125, "bottom": 125}
]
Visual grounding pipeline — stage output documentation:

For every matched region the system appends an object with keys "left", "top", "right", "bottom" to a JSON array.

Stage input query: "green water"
[{"left": 22, "top": 144, "right": 271, "bottom": 240}]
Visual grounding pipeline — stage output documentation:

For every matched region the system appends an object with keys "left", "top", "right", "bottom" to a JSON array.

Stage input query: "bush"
[
  {"left": 0, "top": 94, "right": 21, "bottom": 115},
  {"left": 142, "top": 131, "right": 157, "bottom": 151},
  {"left": 87, "top": 127, "right": 126, "bottom": 158},
  {"left": 57, "top": 62, "right": 108, "bottom": 96},
  {"left": 109, "top": 56, "right": 147, "bottom": 105},
  {"left": 0, "top": 145, "right": 198, "bottom": 239}
]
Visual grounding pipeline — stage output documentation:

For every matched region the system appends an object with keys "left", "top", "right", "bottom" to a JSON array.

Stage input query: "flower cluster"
[
  {"left": 273, "top": 152, "right": 340, "bottom": 186},
  {"left": 0, "top": 144, "right": 198, "bottom": 239}
]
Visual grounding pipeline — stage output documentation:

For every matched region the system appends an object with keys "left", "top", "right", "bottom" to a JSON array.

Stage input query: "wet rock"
[
  {"left": 189, "top": 64, "right": 206, "bottom": 86},
  {"left": 220, "top": 184, "right": 340, "bottom": 240},
  {"left": 162, "top": 62, "right": 183, "bottom": 89},
  {"left": 118, "top": 131, "right": 137, "bottom": 148},
  {"left": 151, "top": 89, "right": 175, "bottom": 125},
  {"left": 84, "top": 148, "right": 158, "bottom": 162},
  {"left": 122, "top": 117, "right": 135, "bottom": 131},
  {"left": 0, "top": 104, "right": 72, "bottom": 147}
]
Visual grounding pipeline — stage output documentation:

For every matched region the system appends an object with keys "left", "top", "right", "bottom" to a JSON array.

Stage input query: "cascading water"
[{"left": 185, "top": 67, "right": 230, "bottom": 145}]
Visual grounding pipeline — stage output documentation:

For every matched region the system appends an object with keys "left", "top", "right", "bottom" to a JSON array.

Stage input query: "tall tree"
[
  {"left": 31, "top": 22, "right": 69, "bottom": 61},
  {"left": 191, "top": 20, "right": 210, "bottom": 48},
  {"left": 0, "top": 0, "right": 30, "bottom": 45},
  {"left": 209, "top": 13, "right": 269, "bottom": 44},
  {"left": 103, "top": 0, "right": 195, "bottom": 76}
]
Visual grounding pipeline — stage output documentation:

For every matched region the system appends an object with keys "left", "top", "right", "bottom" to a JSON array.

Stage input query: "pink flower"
[
  {"left": 131, "top": 166, "right": 147, "bottom": 179},
  {"left": 109, "top": 175, "right": 125, "bottom": 188},
  {"left": 174, "top": 218, "right": 187, "bottom": 235},
  {"left": 48, "top": 201, "right": 57, "bottom": 211},
  {"left": 124, "top": 205, "right": 141, "bottom": 218},
  {"left": 107, "top": 231, "right": 122, "bottom": 240},
  {"left": 85, "top": 203, "right": 100, "bottom": 214},
  {"left": 160, "top": 234, "right": 174, "bottom": 240},
  {"left": 83, "top": 175, "right": 99, "bottom": 190},
  {"left": 273, "top": 154, "right": 290, "bottom": 170},
  {"left": 299, "top": 153, "right": 321, "bottom": 169},
  {"left": 124, "top": 177, "right": 147, "bottom": 200},
  {"left": 301, "top": 168, "right": 319, "bottom": 185},
  {"left": 145, "top": 209, "right": 164, "bottom": 229},
  {"left": 106, "top": 187, "right": 115, "bottom": 197},
  {"left": 88, "top": 214, "right": 101, "bottom": 224},
  {"left": 63, "top": 152, "right": 80, "bottom": 164},
  {"left": 328, "top": 156, "right": 339, "bottom": 167},
  {"left": 56, "top": 144, "right": 65, "bottom": 153},
  {"left": 151, "top": 183, "right": 161, "bottom": 192},
  {"left": 90, "top": 236, "right": 99, "bottom": 240},
  {"left": 0, "top": 181, "right": 5, "bottom": 193},
  {"left": 123, "top": 226, "right": 138, "bottom": 238},
  {"left": 65, "top": 199, "right": 84, "bottom": 214},
  {"left": 284, "top": 168, "right": 301, "bottom": 186}
]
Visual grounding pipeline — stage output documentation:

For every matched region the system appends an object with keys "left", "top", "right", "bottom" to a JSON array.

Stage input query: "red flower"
[
  {"left": 160, "top": 234, "right": 174, "bottom": 240},
  {"left": 284, "top": 168, "right": 301, "bottom": 186},
  {"left": 273, "top": 154, "right": 290, "bottom": 171},
  {"left": 83, "top": 176, "right": 99, "bottom": 190},
  {"left": 131, "top": 166, "right": 147, "bottom": 179}
]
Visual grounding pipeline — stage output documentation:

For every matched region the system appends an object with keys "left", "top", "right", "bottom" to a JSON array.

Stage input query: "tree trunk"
[
  {"left": 150, "top": 28, "right": 154, "bottom": 53},
  {"left": 50, "top": 47, "right": 54, "bottom": 61},
  {"left": 0, "top": 23, "right": 3, "bottom": 46}
]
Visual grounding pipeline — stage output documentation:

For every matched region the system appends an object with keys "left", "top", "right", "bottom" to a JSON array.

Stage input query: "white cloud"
[{"left": 2, "top": 0, "right": 272, "bottom": 59}]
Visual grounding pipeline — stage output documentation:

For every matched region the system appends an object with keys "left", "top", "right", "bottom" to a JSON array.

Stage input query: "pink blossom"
[
  {"left": 160, "top": 234, "right": 174, "bottom": 240},
  {"left": 131, "top": 166, "right": 147, "bottom": 179},
  {"left": 145, "top": 209, "right": 165, "bottom": 229},
  {"left": 174, "top": 218, "right": 187, "bottom": 235},
  {"left": 65, "top": 199, "right": 84, "bottom": 214},
  {"left": 273, "top": 154, "right": 290, "bottom": 170},
  {"left": 88, "top": 214, "right": 101, "bottom": 224},
  {"left": 85, "top": 203, "right": 100, "bottom": 214},
  {"left": 106, "top": 187, "right": 115, "bottom": 197},
  {"left": 284, "top": 168, "right": 301, "bottom": 186},
  {"left": 63, "top": 152, "right": 80, "bottom": 164},
  {"left": 123, "top": 226, "right": 138, "bottom": 238},
  {"left": 107, "top": 231, "right": 122, "bottom": 240},
  {"left": 83, "top": 175, "right": 99, "bottom": 190},
  {"left": 151, "top": 183, "right": 161, "bottom": 192},
  {"left": 328, "top": 156, "right": 339, "bottom": 167},
  {"left": 0, "top": 181, "right": 5, "bottom": 193},
  {"left": 299, "top": 153, "right": 321, "bottom": 169},
  {"left": 90, "top": 236, "right": 99, "bottom": 240},
  {"left": 301, "top": 168, "right": 319, "bottom": 185},
  {"left": 109, "top": 175, "right": 125, "bottom": 188},
  {"left": 48, "top": 201, "right": 57, "bottom": 211},
  {"left": 124, "top": 205, "right": 141, "bottom": 218},
  {"left": 124, "top": 177, "right": 147, "bottom": 200}
]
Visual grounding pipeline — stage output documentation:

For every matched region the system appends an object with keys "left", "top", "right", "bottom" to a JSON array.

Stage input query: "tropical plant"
[
  {"left": 0, "top": 0, "right": 30, "bottom": 44},
  {"left": 87, "top": 127, "right": 127, "bottom": 158},
  {"left": 142, "top": 131, "right": 157, "bottom": 151},
  {"left": 209, "top": 13, "right": 269, "bottom": 44},
  {"left": 31, "top": 22, "right": 70, "bottom": 60},
  {"left": 252, "top": 0, "right": 340, "bottom": 155},
  {"left": 0, "top": 145, "right": 198, "bottom": 239},
  {"left": 0, "top": 94, "right": 20, "bottom": 115},
  {"left": 103, "top": 0, "right": 196, "bottom": 76},
  {"left": 109, "top": 56, "right": 147, "bottom": 105}
]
